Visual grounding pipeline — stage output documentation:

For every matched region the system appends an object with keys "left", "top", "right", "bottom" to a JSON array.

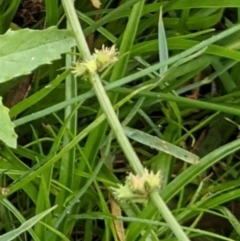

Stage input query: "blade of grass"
[
  {"left": 1, "top": 199, "right": 40, "bottom": 241},
  {"left": 0, "top": 205, "right": 57, "bottom": 241},
  {"left": 124, "top": 126, "right": 199, "bottom": 164},
  {"left": 54, "top": 26, "right": 77, "bottom": 231},
  {"left": 0, "top": 0, "right": 21, "bottom": 34},
  {"left": 158, "top": 7, "right": 168, "bottom": 75}
]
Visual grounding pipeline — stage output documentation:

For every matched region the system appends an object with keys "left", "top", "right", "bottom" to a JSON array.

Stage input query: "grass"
[{"left": 1, "top": 0, "right": 240, "bottom": 240}]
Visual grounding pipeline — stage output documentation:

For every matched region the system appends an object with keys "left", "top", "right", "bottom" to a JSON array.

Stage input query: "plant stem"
[
  {"left": 61, "top": 0, "right": 190, "bottom": 240},
  {"left": 61, "top": 1, "right": 144, "bottom": 175}
]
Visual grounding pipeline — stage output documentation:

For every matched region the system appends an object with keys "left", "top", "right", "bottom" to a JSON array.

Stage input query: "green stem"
[
  {"left": 90, "top": 73, "right": 144, "bottom": 174},
  {"left": 61, "top": 1, "right": 190, "bottom": 240},
  {"left": 61, "top": 1, "right": 144, "bottom": 175},
  {"left": 151, "top": 192, "right": 190, "bottom": 240}
]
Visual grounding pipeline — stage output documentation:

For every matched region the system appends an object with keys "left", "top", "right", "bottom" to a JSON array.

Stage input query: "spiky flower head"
[
  {"left": 71, "top": 57, "right": 98, "bottom": 80},
  {"left": 82, "top": 57, "right": 98, "bottom": 74},
  {"left": 111, "top": 169, "right": 162, "bottom": 204},
  {"left": 71, "top": 45, "right": 118, "bottom": 79},
  {"left": 71, "top": 61, "right": 87, "bottom": 77},
  {"left": 94, "top": 45, "right": 118, "bottom": 71},
  {"left": 111, "top": 184, "right": 148, "bottom": 204},
  {"left": 142, "top": 169, "right": 162, "bottom": 193},
  {"left": 126, "top": 172, "right": 146, "bottom": 195},
  {"left": 111, "top": 184, "right": 134, "bottom": 201}
]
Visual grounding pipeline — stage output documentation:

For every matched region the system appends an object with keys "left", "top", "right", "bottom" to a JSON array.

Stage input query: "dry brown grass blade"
[{"left": 109, "top": 197, "right": 126, "bottom": 241}]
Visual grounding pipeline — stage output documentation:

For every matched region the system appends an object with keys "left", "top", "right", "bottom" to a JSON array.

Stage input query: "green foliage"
[
  {"left": 0, "top": 205, "right": 57, "bottom": 241},
  {"left": 1, "top": 0, "right": 240, "bottom": 241},
  {"left": 0, "top": 98, "right": 17, "bottom": 148},
  {"left": 0, "top": 27, "right": 76, "bottom": 83},
  {"left": 0, "top": 0, "right": 21, "bottom": 34},
  {"left": 124, "top": 126, "right": 199, "bottom": 164}
]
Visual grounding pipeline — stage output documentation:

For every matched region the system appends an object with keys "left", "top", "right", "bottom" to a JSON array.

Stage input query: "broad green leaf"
[
  {"left": 0, "top": 27, "right": 76, "bottom": 83},
  {"left": 0, "top": 205, "right": 57, "bottom": 241},
  {"left": 0, "top": 97, "right": 17, "bottom": 148},
  {"left": 124, "top": 126, "right": 199, "bottom": 164}
]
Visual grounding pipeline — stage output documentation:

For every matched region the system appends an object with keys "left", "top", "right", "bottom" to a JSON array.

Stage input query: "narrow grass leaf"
[
  {"left": 158, "top": 7, "right": 168, "bottom": 75},
  {"left": 9, "top": 70, "right": 70, "bottom": 117},
  {"left": 83, "top": 0, "right": 141, "bottom": 35},
  {"left": 0, "top": 205, "right": 57, "bottom": 241},
  {"left": 1, "top": 199, "right": 40, "bottom": 241},
  {"left": 217, "top": 206, "right": 240, "bottom": 238},
  {"left": 0, "top": 0, "right": 21, "bottom": 34},
  {"left": 39, "top": 222, "right": 70, "bottom": 241},
  {"left": 124, "top": 126, "right": 199, "bottom": 164},
  {"left": 167, "top": 0, "right": 240, "bottom": 10},
  {"left": 73, "top": 213, "right": 234, "bottom": 241}
]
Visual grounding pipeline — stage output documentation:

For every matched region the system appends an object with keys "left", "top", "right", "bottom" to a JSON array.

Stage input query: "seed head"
[
  {"left": 94, "top": 45, "right": 118, "bottom": 71},
  {"left": 143, "top": 169, "right": 162, "bottom": 192},
  {"left": 111, "top": 169, "right": 162, "bottom": 204},
  {"left": 71, "top": 45, "right": 118, "bottom": 79},
  {"left": 126, "top": 172, "right": 146, "bottom": 194}
]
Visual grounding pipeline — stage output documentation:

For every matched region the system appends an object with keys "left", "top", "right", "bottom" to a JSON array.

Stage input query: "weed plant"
[{"left": 1, "top": 1, "right": 240, "bottom": 241}]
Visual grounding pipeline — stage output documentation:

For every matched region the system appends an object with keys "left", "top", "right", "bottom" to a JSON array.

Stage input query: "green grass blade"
[
  {"left": 0, "top": 205, "right": 57, "bottom": 241},
  {"left": 124, "top": 126, "right": 199, "bottom": 164}
]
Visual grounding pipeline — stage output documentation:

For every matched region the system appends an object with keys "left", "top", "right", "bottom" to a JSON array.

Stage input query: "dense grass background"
[{"left": 2, "top": 0, "right": 240, "bottom": 240}]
